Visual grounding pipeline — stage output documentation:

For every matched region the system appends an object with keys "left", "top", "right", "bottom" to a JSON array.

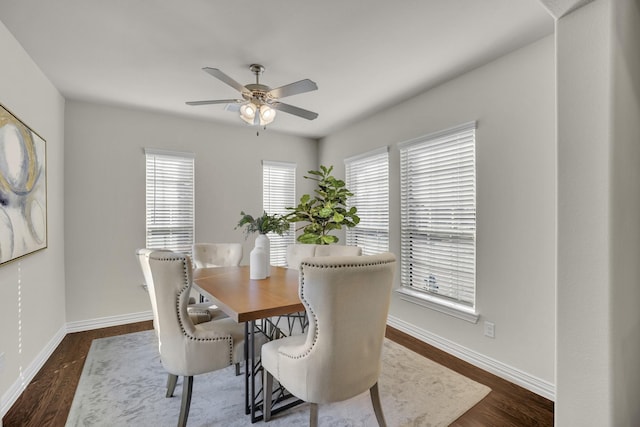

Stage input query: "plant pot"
[
  {"left": 255, "top": 233, "right": 270, "bottom": 277},
  {"left": 250, "top": 244, "right": 267, "bottom": 280}
]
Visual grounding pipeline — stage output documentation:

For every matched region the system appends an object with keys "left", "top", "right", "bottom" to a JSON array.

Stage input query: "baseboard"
[
  {"left": 65, "top": 311, "right": 153, "bottom": 333},
  {"left": 386, "top": 315, "right": 556, "bottom": 401},
  {"left": 1, "top": 324, "right": 66, "bottom": 418}
]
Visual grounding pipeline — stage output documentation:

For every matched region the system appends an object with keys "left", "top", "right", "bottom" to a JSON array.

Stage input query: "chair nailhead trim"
[
  {"left": 155, "top": 254, "right": 234, "bottom": 365},
  {"left": 300, "top": 259, "right": 394, "bottom": 269},
  {"left": 280, "top": 258, "right": 395, "bottom": 361},
  {"left": 281, "top": 267, "right": 318, "bottom": 360}
]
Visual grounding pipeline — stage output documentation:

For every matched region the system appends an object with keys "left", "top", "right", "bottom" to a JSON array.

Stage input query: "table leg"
[
  {"left": 249, "top": 320, "right": 258, "bottom": 423},
  {"left": 244, "top": 322, "right": 250, "bottom": 416},
  {"left": 243, "top": 320, "right": 264, "bottom": 423},
  {"left": 245, "top": 317, "right": 305, "bottom": 423}
]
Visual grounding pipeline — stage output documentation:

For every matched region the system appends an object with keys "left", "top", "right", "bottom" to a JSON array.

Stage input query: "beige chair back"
[
  {"left": 192, "top": 243, "right": 243, "bottom": 268},
  {"left": 314, "top": 244, "right": 362, "bottom": 257},
  {"left": 272, "top": 253, "right": 395, "bottom": 403},
  {"left": 286, "top": 244, "right": 317, "bottom": 270},
  {"left": 286, "top": 244, "right": 362, "bottom": 270},
  {"left": 147, "top": 251, "right": 235, "bottom": 376},
  {"left": 136, "top": 248, "right": 173, "bottom": 332}
]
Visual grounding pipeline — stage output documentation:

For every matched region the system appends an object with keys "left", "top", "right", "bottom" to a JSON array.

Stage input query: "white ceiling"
[{"left": 0, "top": 1, "right": 553, "bottom": 139}]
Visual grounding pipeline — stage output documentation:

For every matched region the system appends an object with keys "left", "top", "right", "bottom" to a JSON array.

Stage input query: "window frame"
[
  {"left": 396, "top": 122, "right": 479, "bottom": 323},
  {"left": 145, "top": 148, "right": 195, "bottom": 255}
]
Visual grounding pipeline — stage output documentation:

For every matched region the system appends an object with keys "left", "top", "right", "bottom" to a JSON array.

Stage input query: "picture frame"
[{"left": 0, "top": 103, "right": 47, "bottom": 265}]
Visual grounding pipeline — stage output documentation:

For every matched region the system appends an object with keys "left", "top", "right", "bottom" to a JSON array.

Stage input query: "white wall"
[
  {"left": 556, "top": 1, "right": 611, "bottom": 423},
  {"left": 0, "top": 21, "right": 66, "bottom": 415},
  {"left": 556, "top": 0, "right": 640, "bottom": 424},
  {"left": 320, "top": 36, "right": 556, "bottom": 391},
  {"left": 63, "top": 101, "right": 317, "bottom": 323},
  {"left": 610, "top": 0, "right": 640, "bottom": 422}
]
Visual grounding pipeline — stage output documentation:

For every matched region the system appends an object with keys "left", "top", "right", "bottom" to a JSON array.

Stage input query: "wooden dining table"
[
  {"left": 192, "top": 265, "right": 306, "bottom": 423},
  {"left": 192, "top": 265, "right": 304, "bottom": 322}
]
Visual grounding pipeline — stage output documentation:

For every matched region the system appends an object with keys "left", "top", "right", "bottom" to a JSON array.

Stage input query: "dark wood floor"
[{"left": 3, "top": 321, "right": 553, "bottom": 426}]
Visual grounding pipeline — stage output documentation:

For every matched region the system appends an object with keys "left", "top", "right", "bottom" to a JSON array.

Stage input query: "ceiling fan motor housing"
[{"left": 243, "top": 84, "right": 272, "bottom": 104}]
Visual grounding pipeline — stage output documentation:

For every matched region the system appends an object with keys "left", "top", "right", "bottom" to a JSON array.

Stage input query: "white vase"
[
  {"left": 250, "top": 244, "right": 267, "bottom": 280},
  {"left": 255, "top": 233, "right": 271, "bottom": 277}
]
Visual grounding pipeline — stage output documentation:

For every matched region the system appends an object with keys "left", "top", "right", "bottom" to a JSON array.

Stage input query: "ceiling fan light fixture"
[
  {"left": 259, "top": 104, "right": 276, "bottom": 125},
  {"left": 239, "top": 102, "right": 257, "bottom": 124},
  {"left": 240, "top": 102, "right": 256, "bottom": 118}
]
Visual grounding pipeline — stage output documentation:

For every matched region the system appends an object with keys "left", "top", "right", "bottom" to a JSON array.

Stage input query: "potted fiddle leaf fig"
[{"left": 285, "top": 165, "right": 359, "bottom": 244}]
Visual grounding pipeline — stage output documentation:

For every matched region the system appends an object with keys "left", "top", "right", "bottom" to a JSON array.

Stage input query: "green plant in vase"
[
  {"left": 235, "top": 211, "right": 290, "bottom": 238},
  {"left": 285, "top": 165, "right": 359, "bottom": 244},
  {"left": 236, "top": 211, "right": 289, "bottom": 278}
]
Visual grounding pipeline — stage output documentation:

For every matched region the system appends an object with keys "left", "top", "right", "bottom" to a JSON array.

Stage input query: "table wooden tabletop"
[{"left": 192, "top": 265, "right": 304, "bottom": 323}]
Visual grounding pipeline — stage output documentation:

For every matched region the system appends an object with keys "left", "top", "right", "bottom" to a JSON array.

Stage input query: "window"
[
  {"left": 398, "top": 122, "right": 477, "bottom": 322},
  {"left": 145, "top": 149, "right": 195, "bottom": 254},
  {"left": 263, "top": 160, "right": 296, "bottom": 266},
  {"left": 345, "top": 147, "right": 389, "bottom": 255}
]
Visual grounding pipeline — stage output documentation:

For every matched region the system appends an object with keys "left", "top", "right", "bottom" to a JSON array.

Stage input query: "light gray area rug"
[{"left": 66, "top": 330, "right": 490, "bottom": 426}]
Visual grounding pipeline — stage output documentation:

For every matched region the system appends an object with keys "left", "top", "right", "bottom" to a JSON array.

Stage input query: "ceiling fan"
[{"left": 186, "top": 64, "right": 318, "bottom": 126}]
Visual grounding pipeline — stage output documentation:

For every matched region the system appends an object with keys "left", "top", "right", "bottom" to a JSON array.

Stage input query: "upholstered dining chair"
[
  {"left": 191, "top": 242, "right": 243, "bottom": 268},
  {"left": 138, "top": 247, "right": 222, "bottom": 399},
  {"left": 261, "top": 253, "right": 396, "bottom": 427},
  {"left": 147, "top": 250, "right": 248, "bottom": 427},
  {"left": 136, "top": 248, "right": 226, "bottom": 326},
  {"left": 285, "top": 244, "right": 362, "bottom": 270},
  {"left": 279, "top": 244, "right": 363, "bottom": 338},
  {"left": 190, "top": 242, "right": 243, "bottom": 322},
  {"left": 285, "top": 244, "right": 317, "bottom": 270},
  {"left": 314, "top": 244, "right": 362, "bottom": 257}
]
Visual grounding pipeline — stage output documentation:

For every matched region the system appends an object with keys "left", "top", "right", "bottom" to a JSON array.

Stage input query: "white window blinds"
[
  {"left": 263, "top": 160, "right": 296, "bottom": 266},
  {"left": 145, "top": 149, "right": 195, "bottom": 255},
  {"left": 345, "top": 147, "right": 389, "bottom": 255},
  {"left": 399, "top": 122, "right": 476, "bottom": 309}
]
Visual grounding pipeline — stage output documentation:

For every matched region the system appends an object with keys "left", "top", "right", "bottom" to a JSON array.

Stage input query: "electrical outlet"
[
  {"left": 0, "top": 352, "right": 5, "bottom": 373},
  {"left": 484, "top": 321, "right": 495, "bottom": 338}
]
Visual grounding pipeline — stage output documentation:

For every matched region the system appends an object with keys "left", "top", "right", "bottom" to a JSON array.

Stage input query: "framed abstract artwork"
[{"left": 0, "top": 104, "right": 47, "bottom": 265}]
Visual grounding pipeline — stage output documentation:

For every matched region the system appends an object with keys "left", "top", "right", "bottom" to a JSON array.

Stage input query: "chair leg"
[
  {"left": 369, "top": 382, "right": 387, "bottom": 427},
  {"left": 177, "top": 376, "right": 193, "bottom": 427},
  {"left": 310, "top": 403, "right": 319, "bottom": 427},
  {"left": 166, "top": 374, "right": 178, "bottom": 398},
  {"left": 264, "top": 370, "right": 273, "bottom": 421},
  {"left": 235, "top": 362, "right": 241, "bottom": 376}
]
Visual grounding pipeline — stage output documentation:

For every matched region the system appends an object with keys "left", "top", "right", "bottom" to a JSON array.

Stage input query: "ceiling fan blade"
[
  {"left": 224, "top": 103, "right": 242, "bottom": 112},
  {"left": 268, "top": 79, "right": 318, "bottom": 99},
  {"left": 186, "top": 99, "right": 244, "bottom": 106},
  {"left": 271, "top": 102, "right": 319, "bottom": 120},
  {"left": 203, "top": 67, "right": 251, "bottom": 95}
]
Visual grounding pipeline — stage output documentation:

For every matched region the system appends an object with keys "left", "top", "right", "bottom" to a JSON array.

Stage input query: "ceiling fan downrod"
[{"left": 249, "top": 64, "right": 265, "bottom": 85}]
